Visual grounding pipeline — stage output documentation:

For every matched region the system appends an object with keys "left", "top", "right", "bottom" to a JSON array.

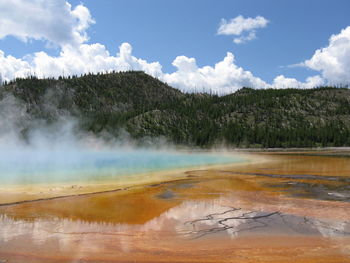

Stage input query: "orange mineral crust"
[{"left": 0, "top": 152, "right": 349, "bottom": 262}]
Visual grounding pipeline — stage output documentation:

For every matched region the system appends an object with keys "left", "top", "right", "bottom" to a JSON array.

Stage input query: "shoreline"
[
  {"left": 0, "top": 152, "right": 267, "bottom": 205},
  {"left": 1, "top": 151, "right": 349, "bottom": 262},
  {"left": 1, "top": 148, "right": 348, "bottom": 206}
]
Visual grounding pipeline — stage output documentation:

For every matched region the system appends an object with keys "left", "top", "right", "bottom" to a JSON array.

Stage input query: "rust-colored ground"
[{"left": 0, "top": 151, "right": 349, "bottom": 262}]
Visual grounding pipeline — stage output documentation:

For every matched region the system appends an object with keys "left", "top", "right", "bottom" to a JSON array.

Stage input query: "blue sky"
[{"left": 0, "top": 0, "right": 350, "bottom": 93}]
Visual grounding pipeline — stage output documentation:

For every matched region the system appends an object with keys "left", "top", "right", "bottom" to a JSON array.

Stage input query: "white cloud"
[
  {"left": 0, "top": 1, "right": 271, "bottom": 95},
  {"left": 273, "top": 75, "right": 301, "bottom": 88},
  {"left": 163, "top": 53, "right": 269, "bottom": 94},
  {"left": 233, "top": 31, "right": 257, "bottom": 44},
  {"left": 0, "top": 50, "right": 32, "bottom": 79},
  {"left": 0, "top": 43, "right": 163, "bottom": 81},
  {"left": 0, "top": 40, "right": 327, "bottom": 94},
  {"left": 304, "top": 26, "right": 350, "bottom": 85},
  {"left": 0, "top": 0, "right": 94, "bottom": 47},
  {"left": 272, "top": 75, "right": 325, "bottom": 89},
  {"left": 0, "top": 1, "right": 344, "bottom": 94},
  {"left": 218, "top": 15, "right": 269, "bottom": 44},
  {"left": 0, "top": 42, "right": 268, "bottom": 94}
]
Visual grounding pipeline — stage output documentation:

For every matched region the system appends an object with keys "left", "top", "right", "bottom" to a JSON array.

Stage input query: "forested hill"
[{"left": 1, "top": 71, "right": 350, "bottom": 148}]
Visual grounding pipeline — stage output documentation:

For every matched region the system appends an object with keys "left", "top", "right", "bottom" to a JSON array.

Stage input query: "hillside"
[{"left": 1, "top": 71, "right": 350, "bottom": 148}]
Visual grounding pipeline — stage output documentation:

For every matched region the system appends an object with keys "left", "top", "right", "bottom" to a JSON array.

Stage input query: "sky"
[{"left": 0, "top": 0, "right": 350, "bottom": 94}]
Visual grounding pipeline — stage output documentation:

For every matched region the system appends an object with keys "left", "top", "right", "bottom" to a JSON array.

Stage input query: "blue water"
[{"left": 0, "top": 149, "right": 244, "bottom": 184}]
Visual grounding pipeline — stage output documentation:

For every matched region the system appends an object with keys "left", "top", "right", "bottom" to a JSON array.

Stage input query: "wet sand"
[{"left": 0, "top": 151, "right": 350, "bottom": 262}]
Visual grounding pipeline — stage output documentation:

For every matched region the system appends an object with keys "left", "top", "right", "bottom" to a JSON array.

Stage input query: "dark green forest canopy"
[{"left": 1, "top": 71, "right": 350, "bottom": 148}]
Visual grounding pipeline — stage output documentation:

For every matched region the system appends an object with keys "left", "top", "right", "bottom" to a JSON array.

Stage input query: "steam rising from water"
[
  {"left": 0, "top": 94, "right": 242, "bottom": 185},
  {"left": 0, "top": 146, "right": 239, "bottom": 184}
]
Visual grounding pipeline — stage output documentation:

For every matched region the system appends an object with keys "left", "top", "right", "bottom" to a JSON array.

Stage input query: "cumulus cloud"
[
  {"left": 163, "top": 53, "right": 269, "bottom": 94},
  {"left": 0, "top": 0, "right": 345, "bottom": 94},
  {"left": 304, "top": 26, "right": 350, "bottom": 85},
  {"left": 0, "top": 50, "right": 32, "bottom": 79},
  {"left": 0, "top": 0, "right": 94, "bottom": 47},
  {"left": 0, "top": 42, "right": 268, "bottom": 94},
  {"left": 0, "top": 40, "right": 327, "bottom": 94},
  {"left": 0, "top": 43, "right": 163, "bottom": 81},
  {"left": 218, "top": 15, "right": 269, "bottom": 44},
  {"left": 0, "top": 1, "right": 271, "bottom": 95},
  {"left": 272, "top": 75, "right": 325, "bottom": 89}
]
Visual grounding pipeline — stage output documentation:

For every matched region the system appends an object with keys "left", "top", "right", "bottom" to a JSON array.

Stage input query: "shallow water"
[
  {"left": 0, "top": 149, "right": 242, "bottom": 184},
  {"left": 1, "top": 152, "right": 350, "bottom": 263}
]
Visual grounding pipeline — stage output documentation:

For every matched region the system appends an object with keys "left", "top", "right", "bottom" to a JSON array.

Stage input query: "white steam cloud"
[{"left": 0, "top": 93, "right": 240, "bottom": 185}]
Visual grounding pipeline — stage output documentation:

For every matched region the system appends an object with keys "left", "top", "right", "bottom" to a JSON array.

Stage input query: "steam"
[{"left": 0, "top": 92, "right": 240, "bottom": 185}]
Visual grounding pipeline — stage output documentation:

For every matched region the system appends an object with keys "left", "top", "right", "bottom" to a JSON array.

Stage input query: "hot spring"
[{"left": 0, "top": 148, "right": 245, "bottom": 185}]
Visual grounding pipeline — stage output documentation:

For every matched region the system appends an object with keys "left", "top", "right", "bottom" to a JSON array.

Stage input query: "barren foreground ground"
[{"left": 0, "top": 151, "right": 349, "bottom": 262}]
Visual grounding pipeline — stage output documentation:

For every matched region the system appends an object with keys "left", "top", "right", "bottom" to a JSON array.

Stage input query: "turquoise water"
[{"left": 0, "top": 149, "right": 244, "bottom": 184}]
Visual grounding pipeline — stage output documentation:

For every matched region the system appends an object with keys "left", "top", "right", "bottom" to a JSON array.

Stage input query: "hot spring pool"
[{"left": 0, "top": 149, "right": 245, "bottom": 185}]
